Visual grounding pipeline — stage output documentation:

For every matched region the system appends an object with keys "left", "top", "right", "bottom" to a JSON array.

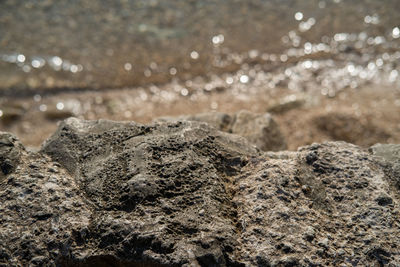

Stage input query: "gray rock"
[
  {"left": 234, "top": 142, "right": 399, "bottom": 266},
  {"left": 0, "top": 132, "right": 24, "bottom": 180},
  {"left": 158, "top": 112, "right": 233, "bottom": 132},
  {"left": 0, "top": 134, "right": 91, "bottom": 267},
  {"left": 39, "top": 118, "right": 259, "bottom": 266},
  {"left": 370, "top": 143, "right": 400, "bottom": 163},
  {"left": 1, "top": 119, "right": 399, "bottom": 266},
  {"left": 313, "top": 112, "right": 391, "bottom": 147},
  {"left": 156, "top": 110, "right": 287, "bottom": 151},
  {"left": 369, "top": 143, "right": 400, "bottom": 193}
]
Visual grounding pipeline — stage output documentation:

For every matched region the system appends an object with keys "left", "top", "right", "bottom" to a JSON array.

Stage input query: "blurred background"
[{"left": 1, "top": 0, "right": 400, "bottom": 149}]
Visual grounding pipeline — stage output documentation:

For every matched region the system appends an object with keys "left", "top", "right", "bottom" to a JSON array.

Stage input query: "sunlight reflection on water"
[{"left": 0, "top": 0, "right": 399, "bottom": 95}]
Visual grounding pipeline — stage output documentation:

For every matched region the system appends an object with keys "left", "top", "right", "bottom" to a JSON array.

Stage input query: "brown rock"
[{"left": 313, "top": 112, "right": 391, "bottom": 146}]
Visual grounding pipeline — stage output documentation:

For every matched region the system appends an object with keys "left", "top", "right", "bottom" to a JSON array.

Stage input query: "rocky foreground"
[{"left": 0, "top": 116, "right": 400, "bottom": 266}]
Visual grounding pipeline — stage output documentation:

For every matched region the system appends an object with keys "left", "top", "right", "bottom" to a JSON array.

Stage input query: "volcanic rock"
[
  {"left": 370, "top": 143, "right": 400, "bottom": 194},
  {"left": 0, "top": 132, "right": 24, "bottom": 179},
  {"left": 33, "top": 118, "right": 258, "bottom": 266},
  {"left": 156, "top": 110, "right": 287, "bottom": 152},
  {"left": 0, "top": 118, "right": 399, "bottom": 266},
  {"left": 233, "top": 142, "right": 399, "bottom": 266}
]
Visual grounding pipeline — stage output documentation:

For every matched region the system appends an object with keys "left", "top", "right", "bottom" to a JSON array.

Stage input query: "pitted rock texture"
[
  {"left": 1, "top": 118, "right": 400, "bottom": 266},
  {"left": 40, "top": 118, "right": 260, "bottom": 266},
  {"left": 155, "top": 110, "right": 287, "bottom": 152},
  {"left": 0, "top": 135, "right": 91, "bottom": 266},
  {"left": 234, "top": 142, "right": 400, "bottom": 266}
]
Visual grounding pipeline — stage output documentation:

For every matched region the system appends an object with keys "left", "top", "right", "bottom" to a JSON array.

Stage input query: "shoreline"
[{"left": 1, "top": 83, "right": 399, "bottom": 150}]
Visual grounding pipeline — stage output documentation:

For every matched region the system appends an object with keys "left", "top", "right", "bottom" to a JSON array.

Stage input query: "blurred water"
[{"left": 1, "top": 0, "right": 400, "bottom": 95}]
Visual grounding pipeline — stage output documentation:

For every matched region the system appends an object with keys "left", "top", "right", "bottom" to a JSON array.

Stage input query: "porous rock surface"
[
  {"left": 234, "top": 142, "right": 399, "bottom": 266},
  {"left": 1, "top": 118, "right": 260, "bottom": 266},
  {"left": 0, "top": 118, "right": 399, "bottom": 266},
  {"left": 155, "top": 110, "right": 287, "bottom": 152}
]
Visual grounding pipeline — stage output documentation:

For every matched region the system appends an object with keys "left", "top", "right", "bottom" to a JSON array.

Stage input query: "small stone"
[
  {"left": 375, "top": 194, "right": 393, "bottom": 206},
  {"left": 48, "top": 167, "right": 59, "bottom": 173},
  {"left": 267, "top": 96, "right": 305, "bottom": 114},
  {"left": 301, "top": 185, "right": 311, "bottom": 195},
  {"left": 318, "top": 238, "right": 329, "bottom": 248},
  {"left": 31, "top": 173, "right": 45, "bottom": 179},
  {"left": 303, "top": 226, "right": 316, "bottom": 242},
  {"left": 337, "top": 248, "right": 345, "bottom": 256},
  {"left": 30, "top": 256, "right": 47, "bottom": 265}
]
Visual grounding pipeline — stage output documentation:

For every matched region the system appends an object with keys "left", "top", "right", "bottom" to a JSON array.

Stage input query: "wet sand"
[
  {"left": 2, "top": 1, "right": 400, "bottom": 150},
  {"left": 1, "top": 82, "right": 399, "bottom": 150}
]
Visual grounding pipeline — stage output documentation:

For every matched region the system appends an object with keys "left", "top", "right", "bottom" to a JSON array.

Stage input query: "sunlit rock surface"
[
  {"left": 234, "top": 142, "right": 399, "bottom": 266},
  {"left": 0, "top": 119, "right": 399, "bottom": 266},
  {"left": 370, "top": 143, "right": 400, "bottom": 193},
  {"left": 156, "top": 110, "right": 287, "bottom": 152}
]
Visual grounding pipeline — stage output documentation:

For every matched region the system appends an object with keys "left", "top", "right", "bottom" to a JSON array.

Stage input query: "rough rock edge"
[
  {"left": 0, "top": 119, "right": 399, "bottom": 266},
  {"left": 39, "top": 118, "right": 261, "bottom": 266},
  {"left": 155, "top": 110, "right": 287, "bottom": 152}
]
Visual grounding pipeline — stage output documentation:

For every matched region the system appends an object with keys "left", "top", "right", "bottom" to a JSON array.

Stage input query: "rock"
[
  {"left": 267, "top": 95, "right": 305, "bottom": 114},
  {"left": 0, "top": 136, "right": 91, "bottom": 267},
  {"left": 1, "top": 119, "right": 399, "bottom": 266},
  {"left": 369, "top": 143, "right": 400, "bottom": 192},
  {"left": 158, "top": 112, "right": 233, "bottom": 132},
  {"left": 370, "top": 143, "right": 400, "bottom": 163},
  {"left": 39, "top": 118, "right": 259, "bottom": 266},
  {"left": 313, "top": 112, "right": 391, "bottom": 146},
  {"left": 233, "top": 141, "right": 400, "bottom": 266},
  {"left": 0, "top": 132, "right": 24, "bottom": 180},
  {"left": 156, "top": 110, "right": 287, "bottom": 151},
  {"left": 231, "top": 111, "right": 287, "bottom": 152}
]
